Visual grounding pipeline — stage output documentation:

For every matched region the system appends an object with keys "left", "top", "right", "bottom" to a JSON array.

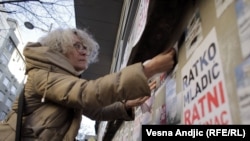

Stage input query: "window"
[
  {"left": 0, "top": 91, "right": 4, "bottom": 102},
  {"left": 3, "top": 77, "right": 10, "bottom": 88},
  {"left": 0, "top": 70, "right": 2, "bottom": 78},
  {"left": 0, "top": 54, "right": 8, "bottom": 65},
  {"left": 0, "top": 112, "right": 7, "bottom": 121},
  {"left": 10, "top": 85, "right": 17, "bottom": 95},
  {"left": 6, "top": 98, "right": 12, "bottom": 108},
  {"left": 6, "top": 38, "right": 15, "bottom": 52}
]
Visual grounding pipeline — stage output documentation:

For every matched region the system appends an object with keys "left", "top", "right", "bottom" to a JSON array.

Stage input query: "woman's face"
[{"left": 65, "top": 35, "right": 89, "bottom": 71}]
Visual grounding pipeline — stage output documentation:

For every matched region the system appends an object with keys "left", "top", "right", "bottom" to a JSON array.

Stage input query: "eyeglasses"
[{"left": 73, "top": 42, "right": 89, "bottom": 55}]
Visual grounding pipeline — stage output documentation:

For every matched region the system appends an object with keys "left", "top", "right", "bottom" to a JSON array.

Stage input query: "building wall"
[
  {"left": 110, "top": 0, "right": 250, "bottom": 140},
  {"left": 0, "top": 6, "right": 26, "bottom": 120}
]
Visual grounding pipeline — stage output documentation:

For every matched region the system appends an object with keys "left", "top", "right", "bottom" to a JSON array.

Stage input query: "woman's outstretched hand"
[
  {"left": 143, "top": 48, "right": 176, "bottom": 79},
  {"left": 123, "top": 48, "right": 176, "bottom": 109}
]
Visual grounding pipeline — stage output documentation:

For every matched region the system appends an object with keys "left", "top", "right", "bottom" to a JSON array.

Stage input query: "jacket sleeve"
[
  {"left": 82, "top": 102, "right": 134, "bottom": 121},
  {"left": 31, "top": 63, "right": 151, "bottom": 110}
]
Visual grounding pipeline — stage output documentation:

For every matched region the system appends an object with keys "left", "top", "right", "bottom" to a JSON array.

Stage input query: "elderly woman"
[{"left": 0, "top": 28, "right": 175, "bottom": 140}]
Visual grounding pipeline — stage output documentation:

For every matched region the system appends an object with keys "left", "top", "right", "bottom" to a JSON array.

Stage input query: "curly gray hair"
[{"left": 38, "top": 28, "right": 99, "bottom": 64}]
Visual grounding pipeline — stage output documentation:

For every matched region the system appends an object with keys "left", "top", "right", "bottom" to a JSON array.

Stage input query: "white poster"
[
  {"left": 120, "top": 0, "right": 150, "bottom": 69},
  {"left": 129, "top": 0, "right": 150, "bottom": 48},
  {"left": 133, "top": 107, "right": 143, "bottom": 141},
  {"left": 181, "top": 28, "right": 232, "bottom": 124},
  {"left": 185, "top": 10, "right": 203, "bottom": 59},
  {"left": 235, "top": 0, "right": 250, "bottom": 59},
  {"left": 165, "top": 66, "right": 182, "bottom": 125},
  {"left": 235, "top": 56, "right": 250, "bottom": 124}
]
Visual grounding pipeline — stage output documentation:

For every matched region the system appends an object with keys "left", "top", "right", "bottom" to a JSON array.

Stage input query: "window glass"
[
  {"left": 6, "top": 98, "right": 12, "bottom": 108},
  {"left": 10, "top": 85, "right": 17, "bottom": 95},
  {"left": 0, "top": 91, "right": 4, "bottom": 102},
  {"left": 0, "top": 54, "right": 8, "bottom": 65},
  {"left": 0, "top": 112, "right": 7, "bottom": 120},
  {"left": 0, "top": 70, "right": 2, "bottom": 78},
  {"left": 3, "top": 77, "right": 10, "bottom": 88}
]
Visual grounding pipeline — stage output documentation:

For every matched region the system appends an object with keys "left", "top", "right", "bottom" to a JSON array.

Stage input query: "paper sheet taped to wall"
[{"left": 181, "top": 28, "right": 232, "bottom": 124}]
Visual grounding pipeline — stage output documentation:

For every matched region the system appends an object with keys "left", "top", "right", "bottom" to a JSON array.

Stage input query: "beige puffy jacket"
[{"left": 0, "top": 43, "right": 150, "bottom": 141}]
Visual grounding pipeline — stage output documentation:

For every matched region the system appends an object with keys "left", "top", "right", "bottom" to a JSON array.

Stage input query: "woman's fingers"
[
  {"left": 149, "top": 80, "right": 157, "bottom": 90},
  {"left": 125, "top": 96, "right": 150, "bottom": 108}
]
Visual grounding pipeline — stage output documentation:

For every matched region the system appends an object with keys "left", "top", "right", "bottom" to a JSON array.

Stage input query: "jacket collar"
[{"left": 23, "top": 42, "right": 81, "bottom": 76}]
